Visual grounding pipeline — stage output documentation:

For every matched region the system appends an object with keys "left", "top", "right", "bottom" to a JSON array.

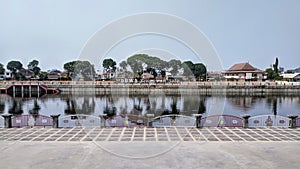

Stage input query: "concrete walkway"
[
  {"left": 0, "top": 141, "right": 299, "bottom": 169},
  {"left": 0, "top": 127, "right": 300, "bottom": 168}
]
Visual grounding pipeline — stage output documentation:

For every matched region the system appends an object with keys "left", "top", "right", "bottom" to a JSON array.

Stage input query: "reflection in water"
[
  {"left": 0, "top": 101, "right": 5, "bottom": 114},
  {"left": 29, "top": 98, "right": 40, "bottom": 116},
  {"left": 229, "top": 97, "right": 258, "bottom": 111},
  {"left": 0, "top": 94, "right": 299, "bottom": 117},
  {"left": 63, "top": 96, "right": 96, "bottom": 115},
  {"left": 8, "top": 99, "right": 24, "bottom": 115}
]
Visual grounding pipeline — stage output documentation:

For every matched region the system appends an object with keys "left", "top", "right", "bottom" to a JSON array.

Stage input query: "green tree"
[
  {"left": 39, "top": 71, "right": 48, "bottom": 80},
  {"left": 182, "top": 61, "right": 194, "bottom": 78},
  {"left": 194, "top": 63, "right": 207, "bottom": 81},
  {"left": 0, "top": 63, "right": 5, "bottom": 74},
  {"left": 273, "top": 57, "right": 279, "bottom": 74},
  {"left": 7, "top": 60, "right": 23, "bottom": 78},
  {"left": 168, "top": 59, "right": 181, "bottom": 76},
  {"left": 102, "top": 58, "right": 116, "bottom": 72},
  {"left": 63, "top": 61, "right": 77, "bottom": 79},
  {"left": 64, "top": 60, "right": 95, "bottom": 80},
  {"left": 266, "top": 57, "right": 282, "bottom": 81},
  {"left": 28, "top": 60, "right": 41, "bottom": 76},
  {"left": 119, "top": 60, "right": 127, "bottom": 72}
]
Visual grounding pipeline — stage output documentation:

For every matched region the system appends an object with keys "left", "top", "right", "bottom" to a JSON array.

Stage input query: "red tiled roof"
[{"left": 228, "top": 62, "right": 257, "bottom": 71}]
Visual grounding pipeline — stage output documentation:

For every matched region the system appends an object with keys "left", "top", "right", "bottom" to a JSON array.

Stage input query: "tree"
[
  {"left": 0, "top": 63, "right": 5, "bottom": 75},
  {"left": 64, "top": 61, "right": 76, "bottom": 79},
  {"left": 168, "top": 59, "right": 181, "bottom": 76},
  {"left": 28, "top": 60, "right": 41, "bottom": 76},
  {"left": 7, "top": 60, "right": 23, "bottom": 78},
  {"left": 273, "top": 57, "right": 279, "bottom": 74},
  {"left": 194, "top": 63, "right": 207, "bottom": 81},
  {"left": 102, "top": 58, "right": 116, "bottom": 72},
  {"left": 64, "top": 60, "right": 95, "bottom": 80},
  {"left": 119, "top": 60, "right": 127, "bottom": 72},
  {"left": 39, "top": 71, "right": 48, "bottom": 80},
  {"left": 266, "top": 57, "right": 282, "bottom": 81},
  {"left": 182, "top": 61, "right": 194, "bottom": 77},
  {"left": 73, "top": 61, "right": 95, "bottom": 81}
]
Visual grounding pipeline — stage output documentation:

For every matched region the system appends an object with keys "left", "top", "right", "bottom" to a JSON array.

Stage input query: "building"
[
  {"left": 222, "top": 62, "right": 266, "bottom": 81},
  {"left": 281, "top": 73, "right": 300, "bottom": 82},
  {"left": 0, "top": 70, "right": 12, "bottom": 80},
  {"left": 18, "top": 68, "right": 34, "bottom": 79}
]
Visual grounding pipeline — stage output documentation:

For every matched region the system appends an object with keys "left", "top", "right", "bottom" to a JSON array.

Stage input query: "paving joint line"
[
  {"left": 224, "top": 128, "right": 247, "bottom": 141},
  {"left": 42, "top": 128, "right": 62, "bottom": 142},
  {"left": 264, "top": 128, "right": 296, "bottom": 141},
  {"left": 236, "top": 128, "right": 259, "bottom": 141},
  {"left": 105, "top": 128, "right": 115, "bottom": 141},
  {"left": 217, "top": 128, "right": 234, "bottom": 142},
  {"left": 174, "top": 127, "right": 183, "bottom": 141},
  {"left": 6, "top": 127, "right": 36, "bottom": 141},
  {"left": 55, "top": 127, "right": 76, "bottom": 141},
  {"left": 80, "top": 127, "right": 96, "bottom": 141},
  {"left": 206, "top": 128, "right": 221, "bottom": 141},
  {"left": 184, "top": 127, "right": 196, "bottom": 142},
  {"left": 130, "top": 127, "right": 136, "bottom": 142},
  {"left": 195, "top": 128, "right": 209, "bottom": 142},
  {"left": 256, "top": 128, "right": 283, "bottom": 141},
  {"left": 24, "top": 128, "right": 49, "bottom": 141},
  {"left": 93, "top": 128, "right": 105, "bottom": 141},
  {"left": 164, "top": 127, "right": 171, "bottom": 142},
  {"left": 118, "top": 127, "right": 126, "bottom": 142},
  {"left": 276, "top": 128, "right": 300, "bottom": 139}
]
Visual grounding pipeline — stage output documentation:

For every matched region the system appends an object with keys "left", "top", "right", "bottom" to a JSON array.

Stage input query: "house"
[
  {"left": 18, "top": 68, "right": 34, "bottom": 79},
  {"left": 0, "top": 70, "right": 12, "bottom": 80},
  {"left": 281, "top": 73, "right": 300, "bottom": 82},
  {"left": 222, "top": 62, "right": 266, "bottom": 81},
  {"left": 47, "top": 69, "right": 62, "bottom": 80}
]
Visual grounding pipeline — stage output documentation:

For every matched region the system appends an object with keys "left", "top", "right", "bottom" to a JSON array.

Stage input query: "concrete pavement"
[{"left": 0, "top": 141, "right": 299, "bottom": 169}]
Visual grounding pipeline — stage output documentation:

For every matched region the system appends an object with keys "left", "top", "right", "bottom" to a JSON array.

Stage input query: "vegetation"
[
  {"left": 6, "top": 60, "right": 23, "bottom": 79},
  {"left": 28, "top": 60, "right": 41, "bottom": 76},
  {"left": 265, "top": 57, "right": 282, "bottom": 81},
  {"left": 64, "top": 60, "right": 95, "bottom": 80},
  {"left": 182, "top": 61, "right": 207, "bottom": 81},
  {"left": 0, "top": 63, "right": 5, "bottom": 75}
]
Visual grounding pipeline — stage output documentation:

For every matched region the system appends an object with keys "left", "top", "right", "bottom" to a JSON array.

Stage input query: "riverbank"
[{"left": 1, "top": 81, "right": 300, "bottom": 96}]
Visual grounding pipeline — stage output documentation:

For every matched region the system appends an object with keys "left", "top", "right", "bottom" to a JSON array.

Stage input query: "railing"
[
  {"left": 151, "top": 115, "right": 196, "bottom": 127},
  {"left": 248, "top": 115, "right": 290, "bottom": 127},
  {"left": 58, "top": 114, "right": 100, "bottom": 127},
  {"left": 11, "top": 114, "right": 53, "bottom": 127}
]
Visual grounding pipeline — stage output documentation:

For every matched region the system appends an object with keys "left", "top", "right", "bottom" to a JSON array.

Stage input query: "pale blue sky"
[{"left": 0, "top": 0, "right": 299, "bottom": 71}]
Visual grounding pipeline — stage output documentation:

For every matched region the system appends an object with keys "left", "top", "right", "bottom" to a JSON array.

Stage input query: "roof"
[
  {"left": 228, "top": 62, "right": 257, "bottom": 71},
  {"left": 223, "top": 62, "right": 264, "bottom": 73},
  {"left": 281, "top": 73, "right": 300, "bottom": 79}
]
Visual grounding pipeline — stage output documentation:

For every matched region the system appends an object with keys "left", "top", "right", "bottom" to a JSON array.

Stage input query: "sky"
[{"left": 0, "top": 0, "right": 300, "bottom": 72}]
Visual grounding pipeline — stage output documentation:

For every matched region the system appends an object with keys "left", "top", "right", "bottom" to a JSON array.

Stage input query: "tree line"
[{"left": 0, "top": 54, "right": 207, "bottom": 81}]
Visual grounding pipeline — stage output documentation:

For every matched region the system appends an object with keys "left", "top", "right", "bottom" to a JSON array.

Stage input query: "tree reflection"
[
  {"left": 266, "top": 97, "right": 278, "bottom": 116},
  {"left": 29, "top": 99, "right": 40, "bottom": 116},
  {"left": 63, "top": 96, "right": 95, "bottom": 115},
  {"left": 162, "top": 96, "right": 180, "bottom": 116},
  {"left": 104, "top": 95, "right": 116, "bottom": 118},
  {"left": 198, "top": 97, "right": 206, "bottom": 114},
  {"left": 64, "top": 97, "right": 76, "bottom": 114},
  {"left": 0, "top": 101, "right": 5, "bottom": 114},
  {"left": 8, "top": 100, "right": 23, "bottom": 115}
]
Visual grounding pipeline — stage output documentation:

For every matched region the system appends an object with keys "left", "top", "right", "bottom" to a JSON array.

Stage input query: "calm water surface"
[{"left": 0, "top": 93, "right": 300, "bottom": 118}]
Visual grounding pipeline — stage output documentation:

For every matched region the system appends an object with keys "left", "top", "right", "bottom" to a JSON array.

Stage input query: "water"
[{"left": 1, "top": 93, "right": 300, "bottom": 118}]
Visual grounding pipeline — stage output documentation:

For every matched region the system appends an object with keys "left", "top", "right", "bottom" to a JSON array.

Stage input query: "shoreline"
[{"left": 1, "top": 81, "right": 300, "bottom": 96}]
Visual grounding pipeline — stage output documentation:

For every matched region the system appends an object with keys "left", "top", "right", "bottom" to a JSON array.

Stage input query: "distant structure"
[
  {"left": 280, "top": 73, "right": 300, "bottom": 82},
  {"left": 222, "top": 62, "right": 266, "bottom": 81}
]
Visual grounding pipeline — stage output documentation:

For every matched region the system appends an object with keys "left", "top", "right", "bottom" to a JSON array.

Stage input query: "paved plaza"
[
  {"left": 1, "top": 127, "right": 300, "bottom": 169},
  {"left": 1, "top": 127, "right": 300, "bottom": 142}
]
